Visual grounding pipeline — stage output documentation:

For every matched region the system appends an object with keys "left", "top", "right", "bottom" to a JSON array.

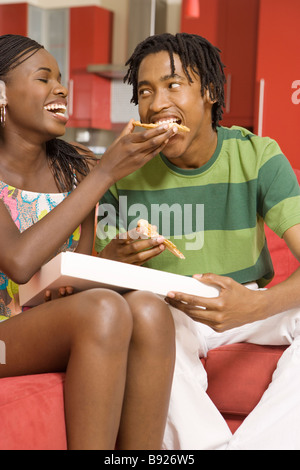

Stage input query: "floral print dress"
[{"left": 0, "top": 181, "right": 80, "bottom": 320}]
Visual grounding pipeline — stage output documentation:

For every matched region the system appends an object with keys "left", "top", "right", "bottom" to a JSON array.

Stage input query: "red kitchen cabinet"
[
  {"left": 68, "top": 6, "right": 113, "bottom": 129},
  {"left": 181, "top": 0, "right": 259, "bottom": 129},
  {"left": 0, "top": 3, "right": 28, "bottom": 36},
  {"left": 254, "top": 0, "right": 300, "bottom": 169}
]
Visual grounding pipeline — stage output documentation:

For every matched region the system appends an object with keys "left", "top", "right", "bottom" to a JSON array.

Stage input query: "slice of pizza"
[
  {"left": 137, "top": 219, "right": 185, "bottom": 260},
  {"left": 133, "top": 120, "right": 190, "bottom": 133}
]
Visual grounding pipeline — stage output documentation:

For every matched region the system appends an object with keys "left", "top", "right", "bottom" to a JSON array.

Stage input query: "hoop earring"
[{"left": 0, "top": 105, "right": 6, "bottom": 127}]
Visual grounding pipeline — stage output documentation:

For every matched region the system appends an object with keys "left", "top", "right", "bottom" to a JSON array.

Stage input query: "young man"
[{"left": 95, "top": 33, "right": 300, "bottom": 450}]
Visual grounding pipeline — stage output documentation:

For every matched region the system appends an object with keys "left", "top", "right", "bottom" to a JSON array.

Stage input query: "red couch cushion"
[
  {"left": 0, "top": 373, "right": 67, "bottom": 450},
  {"left": 204, "top": 343, "right": 285, "bottom": 432},
  {"left": 204, "top": 343, "right": 284, "bottom": 415}
]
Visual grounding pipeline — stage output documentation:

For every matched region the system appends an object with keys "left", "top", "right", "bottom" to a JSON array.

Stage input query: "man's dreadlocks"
[{"left": 124, "top": 32, "right": 226, "bottom": 130}]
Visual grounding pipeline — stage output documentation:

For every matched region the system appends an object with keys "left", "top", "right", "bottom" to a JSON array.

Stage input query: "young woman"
[{"left": 0, "top": 34, "right": 176, "bottom": 450}]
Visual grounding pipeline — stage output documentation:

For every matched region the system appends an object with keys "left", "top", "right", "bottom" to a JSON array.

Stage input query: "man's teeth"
[{"left": 155, "top": 118, "right": 180, "bottom": 125}]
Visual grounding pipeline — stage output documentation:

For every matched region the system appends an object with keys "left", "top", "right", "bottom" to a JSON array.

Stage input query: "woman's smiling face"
[
  {"left": 4, "top": 48, "right": 68, "bottom": 142},
  {"left": 137, "top": 51, "right": 215, "bottom": 167}
]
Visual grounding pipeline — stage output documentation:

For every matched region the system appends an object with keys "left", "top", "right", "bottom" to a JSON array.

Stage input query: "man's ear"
[
  {"left": 0, "top": 80, "right": 7, "bottom": 106},
  {"left": 204, "top": 84, "right": 217, "bottom": 104}
]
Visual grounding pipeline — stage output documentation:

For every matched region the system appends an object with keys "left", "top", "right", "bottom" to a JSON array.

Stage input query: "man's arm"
[{"left": 165, "top": 224, "right": 300, "bottom": 332}]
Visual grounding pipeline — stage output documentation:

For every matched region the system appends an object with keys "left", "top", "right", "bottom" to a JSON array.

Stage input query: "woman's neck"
[{"left": 0, "top": 136, "right": 57, "bottom": 192}]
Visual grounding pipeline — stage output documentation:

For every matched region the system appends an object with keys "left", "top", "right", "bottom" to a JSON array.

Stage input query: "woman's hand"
[
  {"left": 98, "top": 120, "right": 178, "bottom": 185},
  {"left": 44, "top": 286, "right": 74, "bottom": 302},
  {"left": 0, "top": 121, "right": 176, "bottom": 284},
  {"left": 99, "top": 227, "right": 166, "bottom": 265},
  {"left": 165, "top": 273, "right": 266, "bottom": 332}
]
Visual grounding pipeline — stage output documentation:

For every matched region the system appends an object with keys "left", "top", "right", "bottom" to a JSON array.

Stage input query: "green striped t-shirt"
[{"left": 95, "top": 126, "right": 300, "bottom": 287}]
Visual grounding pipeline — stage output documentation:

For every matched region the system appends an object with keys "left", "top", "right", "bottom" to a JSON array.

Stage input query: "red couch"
[{"left": 0, "top": 172, "right": 299, "bottom": 450}]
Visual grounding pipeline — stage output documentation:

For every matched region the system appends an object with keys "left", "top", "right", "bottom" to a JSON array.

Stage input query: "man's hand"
[
  {"left": 165, "top": 273, "right": 265, "bottom": 332},
  {"left": 99, "top": 227, "right": 166, "bottom": 265}
]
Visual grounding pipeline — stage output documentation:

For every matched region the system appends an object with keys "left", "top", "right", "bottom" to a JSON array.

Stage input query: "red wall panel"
[
  {"left": 254, "top": 0, "right": 300, "bottom": 168},
  {"left": 181, "top": 0, "right": 221, "bottom": 48},
  {"left": 0, "top": 3, "right": 28, "bottom": 36}
]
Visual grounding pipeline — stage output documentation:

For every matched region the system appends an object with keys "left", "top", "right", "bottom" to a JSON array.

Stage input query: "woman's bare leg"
[
  {"left": 0, "top": 289, "right": 175, "bottom": 450},
  {"left": 117, "top": 291, "right": 175, "bottom": 450},
  {"left": 0, "top": 288, "right": 133, "bottom": 450}
]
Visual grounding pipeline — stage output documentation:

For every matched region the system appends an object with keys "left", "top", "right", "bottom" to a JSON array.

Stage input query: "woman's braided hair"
[
  {"left": 0, "top": 34, "right": 92, "bottom": 192},
  {"left": 124, "top": 33, "right": 226, "bottom": 129}
]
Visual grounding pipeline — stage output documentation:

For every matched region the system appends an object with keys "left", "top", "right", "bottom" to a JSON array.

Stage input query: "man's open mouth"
[{"left": 153, "top": 117, "right": 182, "bottom": 126}]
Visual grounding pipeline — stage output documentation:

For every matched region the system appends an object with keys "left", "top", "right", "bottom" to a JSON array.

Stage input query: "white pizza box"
[{"left": 19, "top": 252, "right": 219, "bottom": 307}]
